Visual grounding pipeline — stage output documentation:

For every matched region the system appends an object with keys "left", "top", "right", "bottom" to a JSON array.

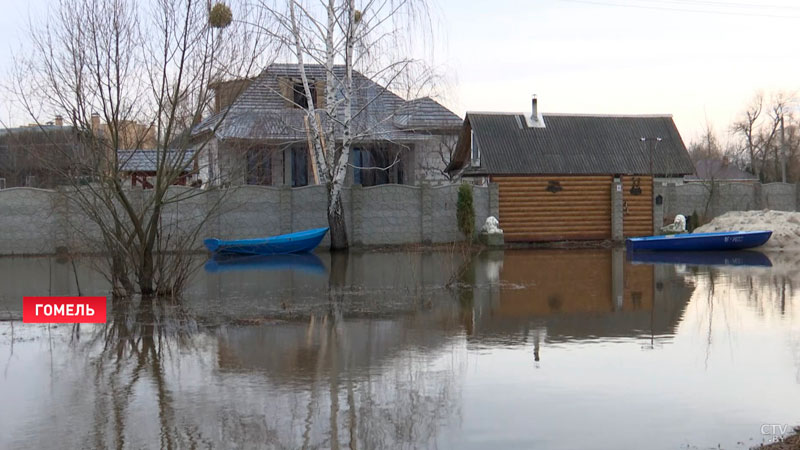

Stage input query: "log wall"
[
  {"left": 622, "top": 175, "right": 653, "bottom": 237},
  {"left": 493, "top": 175, "right": 613, "bottom": 242}
]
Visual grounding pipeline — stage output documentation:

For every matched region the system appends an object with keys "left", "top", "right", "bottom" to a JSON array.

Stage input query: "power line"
[
  {"left": 658, "top": 0, "right": 800, "bottom": 11},
  {"left": 558, "top": 0, "right": 800, "bottom": 19}
]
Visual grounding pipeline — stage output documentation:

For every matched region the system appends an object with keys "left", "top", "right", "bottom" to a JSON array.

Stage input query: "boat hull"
[
  {"left": 626, "top": 230, "right": 772, "bottom": 251},
  {"left": 204, "top": 227, "right": 329, "bottom": 255}
]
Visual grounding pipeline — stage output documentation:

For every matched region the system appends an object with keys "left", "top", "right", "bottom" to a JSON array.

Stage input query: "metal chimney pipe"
[{"left": 531, "top": 95, "right": 538, "bottom": 122}]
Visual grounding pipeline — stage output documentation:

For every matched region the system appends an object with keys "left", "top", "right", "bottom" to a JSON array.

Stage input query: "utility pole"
[
  {"left": 640, "top": 137, "right": 663, "bottom": 178},
  {"left": 780, "top": 113, "right": 787, "bottom": 183}
]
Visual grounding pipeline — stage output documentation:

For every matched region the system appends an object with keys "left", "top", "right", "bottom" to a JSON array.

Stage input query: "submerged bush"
[{"left": 457, "top": 184, "right": 475, "bottom": 239}]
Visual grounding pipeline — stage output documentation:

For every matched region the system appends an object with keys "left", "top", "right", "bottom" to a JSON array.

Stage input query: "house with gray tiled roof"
[{"left": 192, "top": 64, "right": 462, "bottom": 187}]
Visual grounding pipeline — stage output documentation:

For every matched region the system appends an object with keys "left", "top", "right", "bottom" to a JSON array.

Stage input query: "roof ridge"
[{"left": 467, "top": 111, "right": 673, "bottom": 118}]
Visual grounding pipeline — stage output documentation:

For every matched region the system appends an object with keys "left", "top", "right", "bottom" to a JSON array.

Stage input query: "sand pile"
[{"left": 694, "top": 210, "right": 800, "bottom": 251}]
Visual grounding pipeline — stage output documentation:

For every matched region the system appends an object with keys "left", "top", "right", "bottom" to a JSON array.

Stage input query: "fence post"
[
  {"left": 611, "top": 177, "right": 624, "bottom": 242},
  {"left": 421, "top": 184, "right": 432, "bottom": 245},
  {"left": 489, "top": 182, "right": 500, "bottom": 218},
  {"left": 279, "top": 186, "right": 292, "bottom": 234},
  {"left": 351, "top": 184, "right": 362, "bottom": 246},
  {"left": 653, "top": 182, "right": 664, "bottom": 235}
]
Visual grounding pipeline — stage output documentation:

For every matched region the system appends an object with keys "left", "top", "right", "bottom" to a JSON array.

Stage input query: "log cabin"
[{"left": 446, "top": 98, "right": 695, "bottom": 242}]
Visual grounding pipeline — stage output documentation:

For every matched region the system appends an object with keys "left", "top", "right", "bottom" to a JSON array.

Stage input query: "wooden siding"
[
  {"left": 622, "top": 175, "right": 653, "bottom": 237},
  {"left": 493, "top": 175, "right": 612, "bottom": 242}
]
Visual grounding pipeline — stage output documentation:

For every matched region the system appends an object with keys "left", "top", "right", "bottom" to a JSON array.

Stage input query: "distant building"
[
  {"left": 0, "top": 122, "right": 81, "bottom": 188},
  {"left": 446, "top": 98, "right": 695, "bottom": 242},
  {"left": 684, "top": 158, "right": 757, "bottom": 183},
  {"left": 89, "top": 113, "right": 158, "bottom": 151},
  {"left": 0, "top": 115, "right": 163, "bottom": 189}
]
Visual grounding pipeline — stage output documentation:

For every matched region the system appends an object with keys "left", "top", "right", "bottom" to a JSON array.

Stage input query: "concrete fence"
[
  {"left": 0, "top": 184, "right": 494, "bottom": 256},
  {"left": 656, "top": 181, "right": 799, "bottom": 226}
]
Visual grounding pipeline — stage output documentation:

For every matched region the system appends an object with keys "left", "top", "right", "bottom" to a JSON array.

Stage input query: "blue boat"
[
  {"left": 204, "top": 253, "right": 326, "bottom": 274},
  {"left": 628, "top": 250, "right": 772, "bottom": 267},
  {"left": 204, "top": 227, "right": 329, "bottom": 255},
  {"left": 626, "top": 230, "right": 772, "bottom": 251}
]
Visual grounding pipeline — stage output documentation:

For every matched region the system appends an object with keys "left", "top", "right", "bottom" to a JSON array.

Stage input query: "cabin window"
[
  {"left": 292, "top": 147, "right": 309, "bottom": 187},
  {"left": 470, "top": 130, "right": 480, "bottom": 167},
  {"left": 655, "top": 194, "right": 663, "bottom": 205},
  {"left": 293, "top": 82, "right": 316, "bottom": 109},
  {"left": 352, "top": 147, "right": 404, "bottom": 186},
  {"left": 246, "top": 148, "right": 272, "bottom": 185}
]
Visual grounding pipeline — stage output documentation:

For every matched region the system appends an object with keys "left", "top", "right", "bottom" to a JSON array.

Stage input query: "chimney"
[
  {"left": 91, "top": 112, "right": 100, "bottom": 131},
  {"left": 525, "top": 94, "right": 545, "bottom": 128},
  {"left": 55, "top": 115, "right": 63, "bottom": 127}
]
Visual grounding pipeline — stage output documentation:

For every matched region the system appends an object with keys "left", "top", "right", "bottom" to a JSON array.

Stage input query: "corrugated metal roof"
[
  {"left": 451, "top": 113, "right": 695, "bottom": 176},
  {"left": 193, "top": 64, "right": 461, "bottom": 142},
  {"left": 118, "top": 149, "right": 194, "bottom": 172}
]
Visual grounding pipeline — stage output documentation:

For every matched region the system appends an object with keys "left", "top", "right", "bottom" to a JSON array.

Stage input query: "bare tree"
[
  {"left": 732, "top": 93, "right": 763, "bottom": 178},
  {"left": 688, "top": 121, "right": 724, "bottom": 163},
  {"left": 11, "top": 0, "right": 271, "bottom": 296},
  {"left": 257, "top": 0, "right": 437, "bottom": 249},
  {"left": 731, "top": 91, "right": 796, "bottom": 182}
]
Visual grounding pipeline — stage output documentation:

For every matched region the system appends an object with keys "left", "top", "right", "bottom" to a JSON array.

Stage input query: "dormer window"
[
  {"left": 293, "top": 81, "right": 315, "bottom": 109},
  {"left": 470, "top": 130, "right": 480, "bottom": 167},
  {"left": 279, "top": 77, "right": 326, "bottom": 110}
]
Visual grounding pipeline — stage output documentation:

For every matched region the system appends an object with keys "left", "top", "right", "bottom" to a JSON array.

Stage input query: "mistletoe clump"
[{"left": 209, "top": 2, "right": 233, "bottom": 29}]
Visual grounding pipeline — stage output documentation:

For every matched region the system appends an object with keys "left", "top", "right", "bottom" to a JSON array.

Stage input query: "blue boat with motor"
[
  {"left": 204, "top": 227, "right": 329, "bottom": 255},
  {"left": 626, "top": 230, "right": 772, "bottom": 252}
]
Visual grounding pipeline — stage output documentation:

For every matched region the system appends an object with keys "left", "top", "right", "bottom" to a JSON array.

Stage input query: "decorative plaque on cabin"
[
  {"left": 546, "top": 180, "right": 563, "bottom": 193},
  {"left": 629, "top": 178, "right": 642, "bottom": 195}
]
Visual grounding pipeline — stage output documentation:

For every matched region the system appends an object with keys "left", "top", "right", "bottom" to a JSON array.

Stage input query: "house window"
[
  {"left": 246, "top": 148, "right": 272, "bottom": 185},
  {"left": 292, "top": 147, "right": 309, "bottom": 187},
  {"left": 293, "top": 82, "right": 316, "bottom": 109},
  {"left": 352, "top": 147, "right": 404, "bottom": 187}
]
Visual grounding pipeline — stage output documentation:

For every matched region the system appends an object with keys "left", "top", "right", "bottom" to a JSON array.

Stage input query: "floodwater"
[{"left": 0, "top": 249, "right": 798, "bottom": 450}]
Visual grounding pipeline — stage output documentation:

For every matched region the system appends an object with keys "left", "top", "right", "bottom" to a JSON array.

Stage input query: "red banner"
[{"left": 23, "top": 297, "right": 107, "bottom": 323}]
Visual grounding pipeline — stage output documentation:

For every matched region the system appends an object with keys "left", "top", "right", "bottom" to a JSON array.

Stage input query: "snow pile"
[{"left": 694, "top": 210, "right": 800, "bottom": 251}]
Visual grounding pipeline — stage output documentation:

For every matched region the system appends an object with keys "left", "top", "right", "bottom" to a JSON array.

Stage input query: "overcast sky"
[{"left": 2, "top": 0, "right": 799, "bottom": 144}]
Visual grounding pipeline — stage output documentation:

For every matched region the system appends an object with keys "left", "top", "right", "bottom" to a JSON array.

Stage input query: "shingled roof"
[
  {"left": 448, "top": 113, "right": 695, "bottom": 176},
  {"left": 118, "top": 149, "right": 195, "bottom": 172},
  {"left": 193, "top": 64, "right": 461, "bottom": 142}
]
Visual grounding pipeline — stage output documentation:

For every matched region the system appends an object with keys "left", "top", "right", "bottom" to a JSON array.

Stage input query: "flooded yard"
[{"left": 1, "top": 249, "right": 799, "bottom": 449}]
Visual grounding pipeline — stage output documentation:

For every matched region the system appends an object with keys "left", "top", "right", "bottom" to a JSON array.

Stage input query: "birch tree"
[
  {"left": 11, "top": 0, "right": 271, "bottom": 296},
  {"left": 258, "top": 0, "right": 436, "bottom": 250}
]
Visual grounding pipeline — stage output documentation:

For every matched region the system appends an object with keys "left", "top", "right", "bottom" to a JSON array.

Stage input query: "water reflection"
[
  {"left": 204, "top": 253, "right": 327, "bottom": 274},
  {"left": 467, "top": 249, "right": 693, "bottom": 346},
  {"left": 629, "top": 250, "right": 773, "bottom": 267},
  {"left": 1, "top": 249, "right": 800, "bottom": 449}
]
